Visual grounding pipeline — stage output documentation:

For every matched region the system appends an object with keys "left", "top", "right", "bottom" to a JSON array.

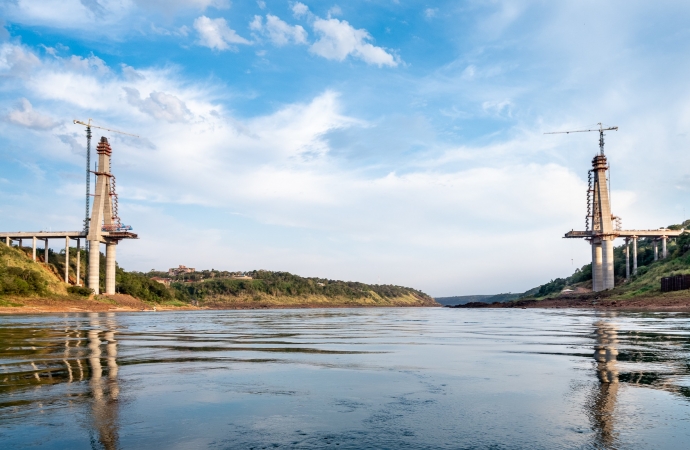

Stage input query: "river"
[{"left": 1, "top": 308, "right": 689, "bottom": 449}]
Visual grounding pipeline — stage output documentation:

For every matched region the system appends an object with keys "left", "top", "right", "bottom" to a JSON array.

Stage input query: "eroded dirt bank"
[{"left": 451, "top": 291, "right": 690, "bottom": 311}]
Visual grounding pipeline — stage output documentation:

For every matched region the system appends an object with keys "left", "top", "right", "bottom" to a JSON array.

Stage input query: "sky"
[{"left": 1, "top": 0, "right": 690, "bottom": 297}]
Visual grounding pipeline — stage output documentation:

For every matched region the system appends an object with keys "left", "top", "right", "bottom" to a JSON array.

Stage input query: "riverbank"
[
  {"left": 0, "top": 292, "right": 440, "bottom": 314},
  {"left": 0, "top": 294, "right": 196, "bottom": 314},
  {"left": 451, "top": 290, "right": 690, "bottom": 311}
]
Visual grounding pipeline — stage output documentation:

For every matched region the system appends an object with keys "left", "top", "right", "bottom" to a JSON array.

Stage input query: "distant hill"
[
  {"left": 1, "top": 245, "right": 438, "bottom": 310},
  {"left": 161, "top": 270, "right": 438, "bottom": 308},
  {"left": 435, "top": 293, "right": 521, "bottom": 306},
  {"left": 434, "top": 295, "right": 492, "bottom": 306}
]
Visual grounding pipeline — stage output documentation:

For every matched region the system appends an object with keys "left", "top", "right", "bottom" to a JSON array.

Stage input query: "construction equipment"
[
  {"left": 545, "top": 123, "right": 619, "bottom": 231},
  {"left": 544, "top": 122, "right": 618, "bottom": 156},
  {"left": 73, "top": 119, "right": 138, "bottom": 233}
]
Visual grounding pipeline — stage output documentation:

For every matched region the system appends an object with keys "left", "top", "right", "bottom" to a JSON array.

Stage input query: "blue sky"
[{"left": 1, "top": 0, "right": 690, "bottom": 296}]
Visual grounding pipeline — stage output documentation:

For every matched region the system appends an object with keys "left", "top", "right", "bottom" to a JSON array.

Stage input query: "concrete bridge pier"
[
  {"left": 632, "top": 237, "right": 638, "bottom": 275},
  {"left": 625, "top": 238, "right": 630, "bottom": 280},
  {"left": 64, "top": 237, "right": 70, "bottom": 283},
  {"left": 592, "top": 240, "right": 603, "bottom": 291},
  {"left": 602, "top": 238, "right": 615, "bottom": 290},
  {"left": 654, "top": 240, "right": 659, "bottom": 261},
  {"left": 105, "top": 242, "right": 116, "bottom": 295},
  {"left": 662, "top": 236, "right": 668, "bottom": 259},
  {"left": 1, "top": 231, "right": 118, "bottom": 290},
  {"left": 89, "top": 240, "right": 101, "bottom": 295},
  {"left": 76, "top": 239, "right": 81, "bottom": 286}
]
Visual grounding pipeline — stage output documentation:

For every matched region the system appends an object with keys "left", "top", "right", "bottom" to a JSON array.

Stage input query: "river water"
[{"left": 1, "top": 308, "right": 689, "bottom": 449}]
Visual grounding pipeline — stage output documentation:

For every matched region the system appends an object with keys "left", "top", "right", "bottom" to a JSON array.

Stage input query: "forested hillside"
[
  {"left": 0, "top": 243, "right": 436, "bottom": 308},
  {"left": 163, "top": 270, "right": 437, "bottom": 308},
  {"left": 522, "top": 220, "right": 690, "bottom": 299}
]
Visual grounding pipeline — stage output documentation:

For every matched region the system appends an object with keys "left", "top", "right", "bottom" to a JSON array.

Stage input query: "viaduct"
[
  {"left": 1, "top": 137, "right": 136, "bottom": 295},
  {"left": 564, "top": 150, "right": 683, "bottom": 291}
]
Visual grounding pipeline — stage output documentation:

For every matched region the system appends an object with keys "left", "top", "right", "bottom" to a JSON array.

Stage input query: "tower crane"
[
  {"left": 73, "top": 119, "right": 139, "bottom": 233},
  {"left": 544, "top": 122, "right": 618, "bottom": 156},
  {"left": 545, "top": 123, "right": 620, "bottom": 233}
]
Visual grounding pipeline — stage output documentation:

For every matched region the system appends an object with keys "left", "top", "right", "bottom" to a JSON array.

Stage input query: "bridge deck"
[
  {"left": 564, "top": 229, "right": 685, "bottom": 239},
  {"left": 0, "top": 231, "right": 86, "bottom": 239},
  {"left": 0, "top": 231, "right": 137, "bottom": 240}
]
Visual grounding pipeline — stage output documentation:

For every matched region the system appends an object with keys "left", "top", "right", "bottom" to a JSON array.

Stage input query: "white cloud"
[
  {"left": 134, "top": 0, "right": 230, "bottom": 10},
  {"left": 64, "top": 54, "right": 110, "bottom": 75},
  {"left": 57, "top": 133, "right": 84, "bottom": 155},
  {"left": 482, "top": 99, "right": 513, "bottom": 117},
  {"left": 121, "top": 64, "right": 145, "bottom": 81},
  {"left": 123, "top": 87, "right": 192, "bottom": 122},
  {"left": 327, "top": 6, "right": 342, "bottom": 18},
  {"left": 193, "top": 16, "right": 250, "bottom": 51},
  {"left": 1, "top": 0, "right": 231, "bottom": 34},
  {"left": 424, "top": 8, "right": 438, "bottom": 19},
  {"left": 310, "top": 18, "right": 398, "bottom": 67},
  {"left": 4, "top": 98, "right": 58, "bottom": 129},
  {"left": 256, "top": 0, "right": 266, "bottom": 9},
  {"left": 0, "top": 42, "right": 41, "bottom": 77},
  {"left": 250, "top": 14, "right": 308, "bottom": 46},
  {"left": 292, "top": 2, "right": 310, "bottom": 18},
  {"left": 1, "top": 0, "right": 132, "bottom": 32}
]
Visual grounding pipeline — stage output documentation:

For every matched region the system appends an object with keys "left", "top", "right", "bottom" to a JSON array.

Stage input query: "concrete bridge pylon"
[
  {"left": 562, "top": 132, "right": 684, "bottom": 292},
  {"left": 86, "top": 137, "right": 136, "bottom": 295},
  {"left": 1, "top": 135, "right": 137, "bottom": 294}
]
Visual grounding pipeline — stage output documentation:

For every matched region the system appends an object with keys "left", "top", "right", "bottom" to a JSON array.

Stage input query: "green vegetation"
[
  {"left": 1, "top": 266, "right": 48, "bottom": 296},
  {"left": 167, "top": 270, "right": 435, "bottom": 307},
  {"left": 115, "top": 268, "right": 175, "bottom": 303},
  {"left": 435, "top": 293, "right": 521, "bottom": 306},
  {"left": 67, "top": 285, "right": 93, "bottom": 297},
  {"left": 1, "top": 242, "right": 434, "bottom": 308},
  {"left": 0, "top": 244, "right": 56, "bottom": 297},
  {"left": 0, "top": 298, "right": 24, "bottom": 307},
  {"left": 522, "top": 219, "right": 690, "bottom": 300},
  {"left": 524, "top": 263, "right": 592, "bottom": 298}
]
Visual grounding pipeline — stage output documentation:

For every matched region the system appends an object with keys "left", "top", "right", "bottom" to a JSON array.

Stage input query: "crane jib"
[{"left": 72, "top": 119, "right": 140, "bottom": 138}]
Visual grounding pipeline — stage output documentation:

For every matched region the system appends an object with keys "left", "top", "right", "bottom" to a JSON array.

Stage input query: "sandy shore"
[
  {"left": 0, "top": 294, "right": 440, "bottom": 314},
  {"left": 0, "top": 294, "right": 200, "bottom": 315}
]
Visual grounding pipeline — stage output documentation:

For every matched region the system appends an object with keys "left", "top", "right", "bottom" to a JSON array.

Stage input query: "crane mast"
[{"left": 544, "top": 122, "right": 619, "bottom": 234}]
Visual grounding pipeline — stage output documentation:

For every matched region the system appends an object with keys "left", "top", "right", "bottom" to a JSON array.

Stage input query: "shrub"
[
  {"left": 0, "top": 266, "right": 48, "bottom": 296},
  {"left": 67, "top": 285, "right": 93, "bottom": 297},
  {"left": 115, "top": 268, "right": 175, "bottom": 303}
]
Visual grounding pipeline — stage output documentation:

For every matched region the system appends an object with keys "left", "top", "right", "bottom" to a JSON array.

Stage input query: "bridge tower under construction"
[
  {"left": 87, "top": 137, "right": 137, "bottom": 295},
  {"left": 588, "top": 154, "right": 616, "bottom": 291},
  {"left": 560, "top": 126, "right": 684, "bottom": 292},
  {"left": 1, "top": 129, "right": 137, "bottom": 294}
]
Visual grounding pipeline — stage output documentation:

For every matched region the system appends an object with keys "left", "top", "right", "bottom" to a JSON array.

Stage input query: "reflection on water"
[
  {"left": 88, "top": 313, "right": 120, "bottom": 450},
  {"left": 590, "top": 320, "right": 620, "bottom": 448},
  {"left": 0, "top": 312, "right": 120, "bottom": 449},
  {"left": 1, "top": 309, "right": 690, "bottom": 449}
]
